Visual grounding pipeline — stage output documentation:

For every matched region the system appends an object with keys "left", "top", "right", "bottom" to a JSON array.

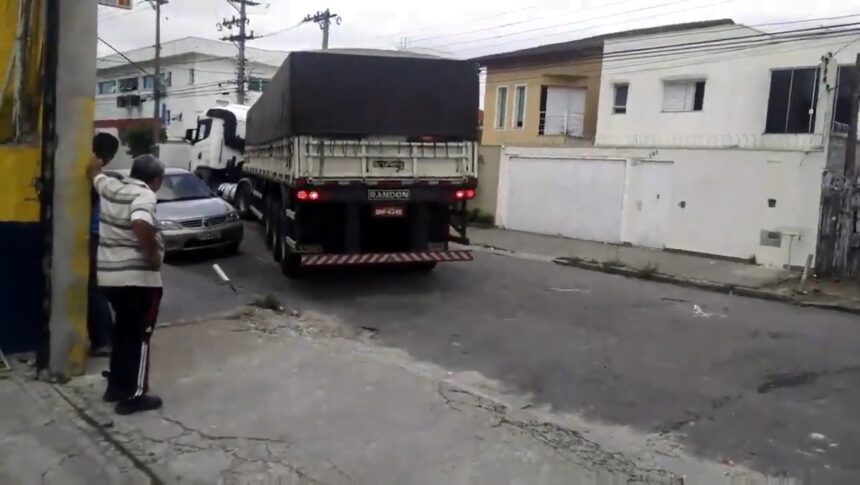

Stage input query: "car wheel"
[{"left": 224, "top": 241, "right": 241, "bottom": 256}]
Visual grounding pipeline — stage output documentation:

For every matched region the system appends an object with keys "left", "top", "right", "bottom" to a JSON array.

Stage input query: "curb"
[
  {"left": 49, "top": 383, "right": 164, "bottom": 484},
  {"left": 546, "top": 256, "right": 860, "bottom": 316}
]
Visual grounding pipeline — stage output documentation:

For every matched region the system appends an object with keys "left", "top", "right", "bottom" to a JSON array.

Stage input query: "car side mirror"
[{"left": 184, "top": 128, "right": 197, "bottom": 143}]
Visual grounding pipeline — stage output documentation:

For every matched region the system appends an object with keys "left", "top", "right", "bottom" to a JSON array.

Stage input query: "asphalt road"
[{"left": 161, "top": 222, "right": 860, "bottom": 483}]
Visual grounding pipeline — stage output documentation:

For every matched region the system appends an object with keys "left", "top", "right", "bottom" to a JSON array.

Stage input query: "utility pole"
[
  {"left": 303, "top": 9, "right": 341, "bottom": 50},
  {"left": 845, "top": 53, "right": 860, "bottom": 178},
  {"left": 153, "top": 0, "right": 162, "bottom": 147},
  {"left": 218, "top": 0, "right": 259, "bottom": 104},
  {"left": 826, "top": 53, "right": 860, "bottom": 277}
]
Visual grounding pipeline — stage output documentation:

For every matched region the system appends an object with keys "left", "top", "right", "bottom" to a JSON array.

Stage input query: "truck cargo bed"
[{"left": 245, "top": 137, "right": 477, "bottom": 182}]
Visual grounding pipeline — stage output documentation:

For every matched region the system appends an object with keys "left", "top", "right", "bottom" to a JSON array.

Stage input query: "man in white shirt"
[{"left": 87, "top": 153, "right": 165, "bottom": 415}]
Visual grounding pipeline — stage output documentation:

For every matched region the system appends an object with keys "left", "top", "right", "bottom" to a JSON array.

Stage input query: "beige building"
[
  {"left": 469, "top": 20, "right": 735, "bottom": 219},
  {"left": 478, "top": 40, "right": 604, "bottom": 147}
]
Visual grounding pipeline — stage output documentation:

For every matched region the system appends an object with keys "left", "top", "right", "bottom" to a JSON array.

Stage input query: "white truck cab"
[{"left": 185, "top": 104, "right": 249, "bottom": 186}]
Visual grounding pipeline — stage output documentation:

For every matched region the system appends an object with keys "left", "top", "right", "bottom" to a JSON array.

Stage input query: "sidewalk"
[
  {"left": 468, "top": 227, "right": 860, "bottom": 313},
  {"left": 0, "top": 369, "right": 148, "bottom": 484},
  {"left": 55, "top": 306, "right": 763, "bottom": 484}
]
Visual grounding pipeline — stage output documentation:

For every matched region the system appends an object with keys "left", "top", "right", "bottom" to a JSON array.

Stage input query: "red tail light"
[
  {"left": 296, "top": 190, "right": 321, "bottom": 201},
  {"left": 455, "top": 189, "right": 476, "bottom": 200}
]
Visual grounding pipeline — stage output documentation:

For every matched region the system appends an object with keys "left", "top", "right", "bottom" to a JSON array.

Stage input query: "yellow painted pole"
[{"left": 48, "top": 0, "right": 97, "bottom": 377}]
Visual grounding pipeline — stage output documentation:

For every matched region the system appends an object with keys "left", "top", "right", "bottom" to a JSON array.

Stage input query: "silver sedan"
[{"left": 155, "top": 168, "right": 243, "bottom": 254}]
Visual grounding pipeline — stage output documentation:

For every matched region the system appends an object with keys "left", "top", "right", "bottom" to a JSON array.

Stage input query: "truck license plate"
[
  {"left": 368, "top": 189, "right": 410, "bottom": 201},
  {"left": 373, "top": 206, "right": 404, "bottom": 217}
]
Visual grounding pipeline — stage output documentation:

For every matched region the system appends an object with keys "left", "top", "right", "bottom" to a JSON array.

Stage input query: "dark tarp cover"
[{"left": 245, "top": 50, "right": 479, "bottom": 145}]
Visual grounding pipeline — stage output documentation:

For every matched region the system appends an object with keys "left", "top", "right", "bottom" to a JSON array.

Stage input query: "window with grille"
[{"left": 662, "top": 80, "right": 705, "bottom": 112}]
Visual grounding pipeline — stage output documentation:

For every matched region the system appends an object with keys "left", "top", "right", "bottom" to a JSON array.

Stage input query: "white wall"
[
  {"left": 498, "top": 145, "right": 824, "bottom": 268},
  {"left": 96, "top": 57, "right": 278, "bottom": 140},
  {"left": 500, "top": 156, "right": 626, "bottom": 242},
  {"left": 595, "top": 25, "right": 860, "bottom": 149}
]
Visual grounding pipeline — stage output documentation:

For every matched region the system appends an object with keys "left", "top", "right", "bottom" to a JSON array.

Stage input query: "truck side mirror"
[{"left": 184, "top": 128, "right": 197, "bottom": 143}]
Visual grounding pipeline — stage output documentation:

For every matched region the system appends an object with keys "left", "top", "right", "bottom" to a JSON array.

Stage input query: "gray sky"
[{"left": 98, "top": 0, "right": 860, "bottom": 60}]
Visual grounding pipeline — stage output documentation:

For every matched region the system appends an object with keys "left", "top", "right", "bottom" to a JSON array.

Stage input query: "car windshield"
[{"left": 157, "top": 173, "right": 214, "bottom": 202}]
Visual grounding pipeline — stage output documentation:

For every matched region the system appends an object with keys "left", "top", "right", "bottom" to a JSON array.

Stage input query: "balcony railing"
[
  {"left": 539, "top": 111, "right": 585, "bottom": 137},
  {"left": 833, "top": 121, "right": 850, "bottom": 136}
]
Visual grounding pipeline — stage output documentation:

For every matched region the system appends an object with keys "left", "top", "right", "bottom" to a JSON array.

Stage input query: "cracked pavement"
[
  {"left": 60, "top": 307, "right": 764, "bottom": 484},
  {"left": 9, "top": 224, "right": 858, "bottom": 483},
  {"left": 0, "top": 373, "right": 149, "bottom": 484}
]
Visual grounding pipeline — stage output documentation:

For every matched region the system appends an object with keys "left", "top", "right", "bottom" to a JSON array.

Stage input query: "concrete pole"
[
  {"left": 844, "top": 53, "right": 860, "bottom": 179},
  {"left": 321, "top": 9, "right": 330, "bottom": 50},
  {"left": 236, "top": 0, "right": 247, "bottom": 104},
  {"left": 152, "top": 0, "right": 162, "bottom": 147},
  {"left": 49, "top": 0, "right": 97, "bottom": 376}
]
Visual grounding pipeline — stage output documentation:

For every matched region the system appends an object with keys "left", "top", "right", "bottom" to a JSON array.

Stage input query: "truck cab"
[{"left": 186, "top": 104, "right": 249, "bottom": 187}]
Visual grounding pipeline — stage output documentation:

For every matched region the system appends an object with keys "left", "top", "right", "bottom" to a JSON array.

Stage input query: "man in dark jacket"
[{"left": 89, "top": 132, "right": 120, "bottom": 356}]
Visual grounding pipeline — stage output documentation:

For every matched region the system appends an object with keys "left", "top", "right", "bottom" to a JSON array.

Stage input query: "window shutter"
[{"left": 662, "top": 82, "right": 690, "bottom": 111}]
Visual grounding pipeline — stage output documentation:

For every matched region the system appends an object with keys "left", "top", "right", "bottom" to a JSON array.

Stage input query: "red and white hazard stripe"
[{"left": 300, "top": 250, "right": 473, "bottom": 266}]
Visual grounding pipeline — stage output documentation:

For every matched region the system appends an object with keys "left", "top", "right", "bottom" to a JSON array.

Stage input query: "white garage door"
[{"left": 503, "top": 157, "right": 626, "bottom": 243}]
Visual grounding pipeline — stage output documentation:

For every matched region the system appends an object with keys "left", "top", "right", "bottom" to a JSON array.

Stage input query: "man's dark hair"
[
  {"left": 92, "top": 132, "right": 120, "bottom": 164},
  {"left": 130, "top": 154, "right": 166, "bottom": 184}
]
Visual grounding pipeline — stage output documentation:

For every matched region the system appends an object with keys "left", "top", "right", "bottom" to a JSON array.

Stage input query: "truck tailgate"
[{"left": 297, "top": 138, "right": 476, "bottom": 181}]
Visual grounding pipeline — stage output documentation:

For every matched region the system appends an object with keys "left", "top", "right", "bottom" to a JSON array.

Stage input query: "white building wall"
[
  {"left": 95, "top": 38, "right": 285, "bottom": 142},
  {"left": 595, "top": 25, "right": 859, "bottom": 149},
  {"left": 497, "top": 145, "right": 824, "bottom": 268},
  {"left": 96, "top": 58, "right": 278, "bottom": 141},
  {"left": 517, "top": 26, "right": 860, "bottom": 268}
]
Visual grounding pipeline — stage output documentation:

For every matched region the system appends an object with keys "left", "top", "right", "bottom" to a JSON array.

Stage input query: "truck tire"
[
  {"left": 280, "top": 252, "right": 305, "bottom": 278},
  {"left": 278, "top": 214, "right": 307, "bottom": 278},
  {"left": 413, "top": 262, "right": 437, "bottom": 273},
  {"left": 234, "top": 183, "right": 252, "bottom": 220},
  {"left": 272, "top": 199, "right": 283, "bottom": 263},
  {"left": 263, "top": 195, "right": 274, "bottom": 250}
]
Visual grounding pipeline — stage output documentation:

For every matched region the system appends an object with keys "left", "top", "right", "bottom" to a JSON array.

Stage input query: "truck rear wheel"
[
  {"left": 278, "top": 220, "right": 304, "bottom": 278},
  {"left": 272, "top": 199, "right": 284, "bottom": 262},
  {"left": 264, "top": 195, "right": 275, "bottom": 250},
  {"left": 413, "top": 262, "right": 437, "bottom": 273}
]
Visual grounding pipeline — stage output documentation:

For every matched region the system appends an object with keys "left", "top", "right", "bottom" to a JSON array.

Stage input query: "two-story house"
[
  {"left": 470, "top": 20, "right": 735, "bottom": 219},
  {"left": 488, "top": 20, "right": 858, "bottom": 268}
]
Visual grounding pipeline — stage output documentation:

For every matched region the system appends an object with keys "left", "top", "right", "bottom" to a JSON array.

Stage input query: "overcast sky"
[{"left": 98, "top": 0, "right": 860, "bottom": 61}]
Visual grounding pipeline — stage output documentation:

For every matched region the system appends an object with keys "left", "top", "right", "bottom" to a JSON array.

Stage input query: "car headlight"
[
  {"left": 158, "top": 220, "right": 183, "bottom": 231},
  {"left": 226, "top": 211, "right": 240, "bottom": 222}
]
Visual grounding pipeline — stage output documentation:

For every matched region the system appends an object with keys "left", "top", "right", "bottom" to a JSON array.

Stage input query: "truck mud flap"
[{"left": 301, "top": 251, "right": 473, "bottom": 266}]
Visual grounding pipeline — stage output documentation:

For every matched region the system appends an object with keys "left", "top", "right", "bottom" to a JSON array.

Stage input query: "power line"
[
  {"left": 255, "top": 20, "right": 306, "bottom": 39},
  {"left": 372, "top": 5, "right": 539, "bottom": 43},
  {"left": 835, "top": 35, "right": 860, "bottom": 55},
  {"left": 476, "top": 28, "right": 859, "bottom": 86},
  {"left": 489, "top": 26, "right": 860, "bottom": 79},
  {"left": 97, "top": 36, "right": 152, "bottom": 76},
  {"left": 412, "top": 0, "right": 646, "bottom": 44},
  {"left": 426, "top": 0, "right": 735, "bottom": 52},
  {"left": 476, "top": 12, "right": 860, "bottom": 55}
]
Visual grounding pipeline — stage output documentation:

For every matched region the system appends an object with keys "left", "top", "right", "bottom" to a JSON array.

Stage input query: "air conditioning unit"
[{"left": 116, "top": 94, "right": 141, "bottom": 108}]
